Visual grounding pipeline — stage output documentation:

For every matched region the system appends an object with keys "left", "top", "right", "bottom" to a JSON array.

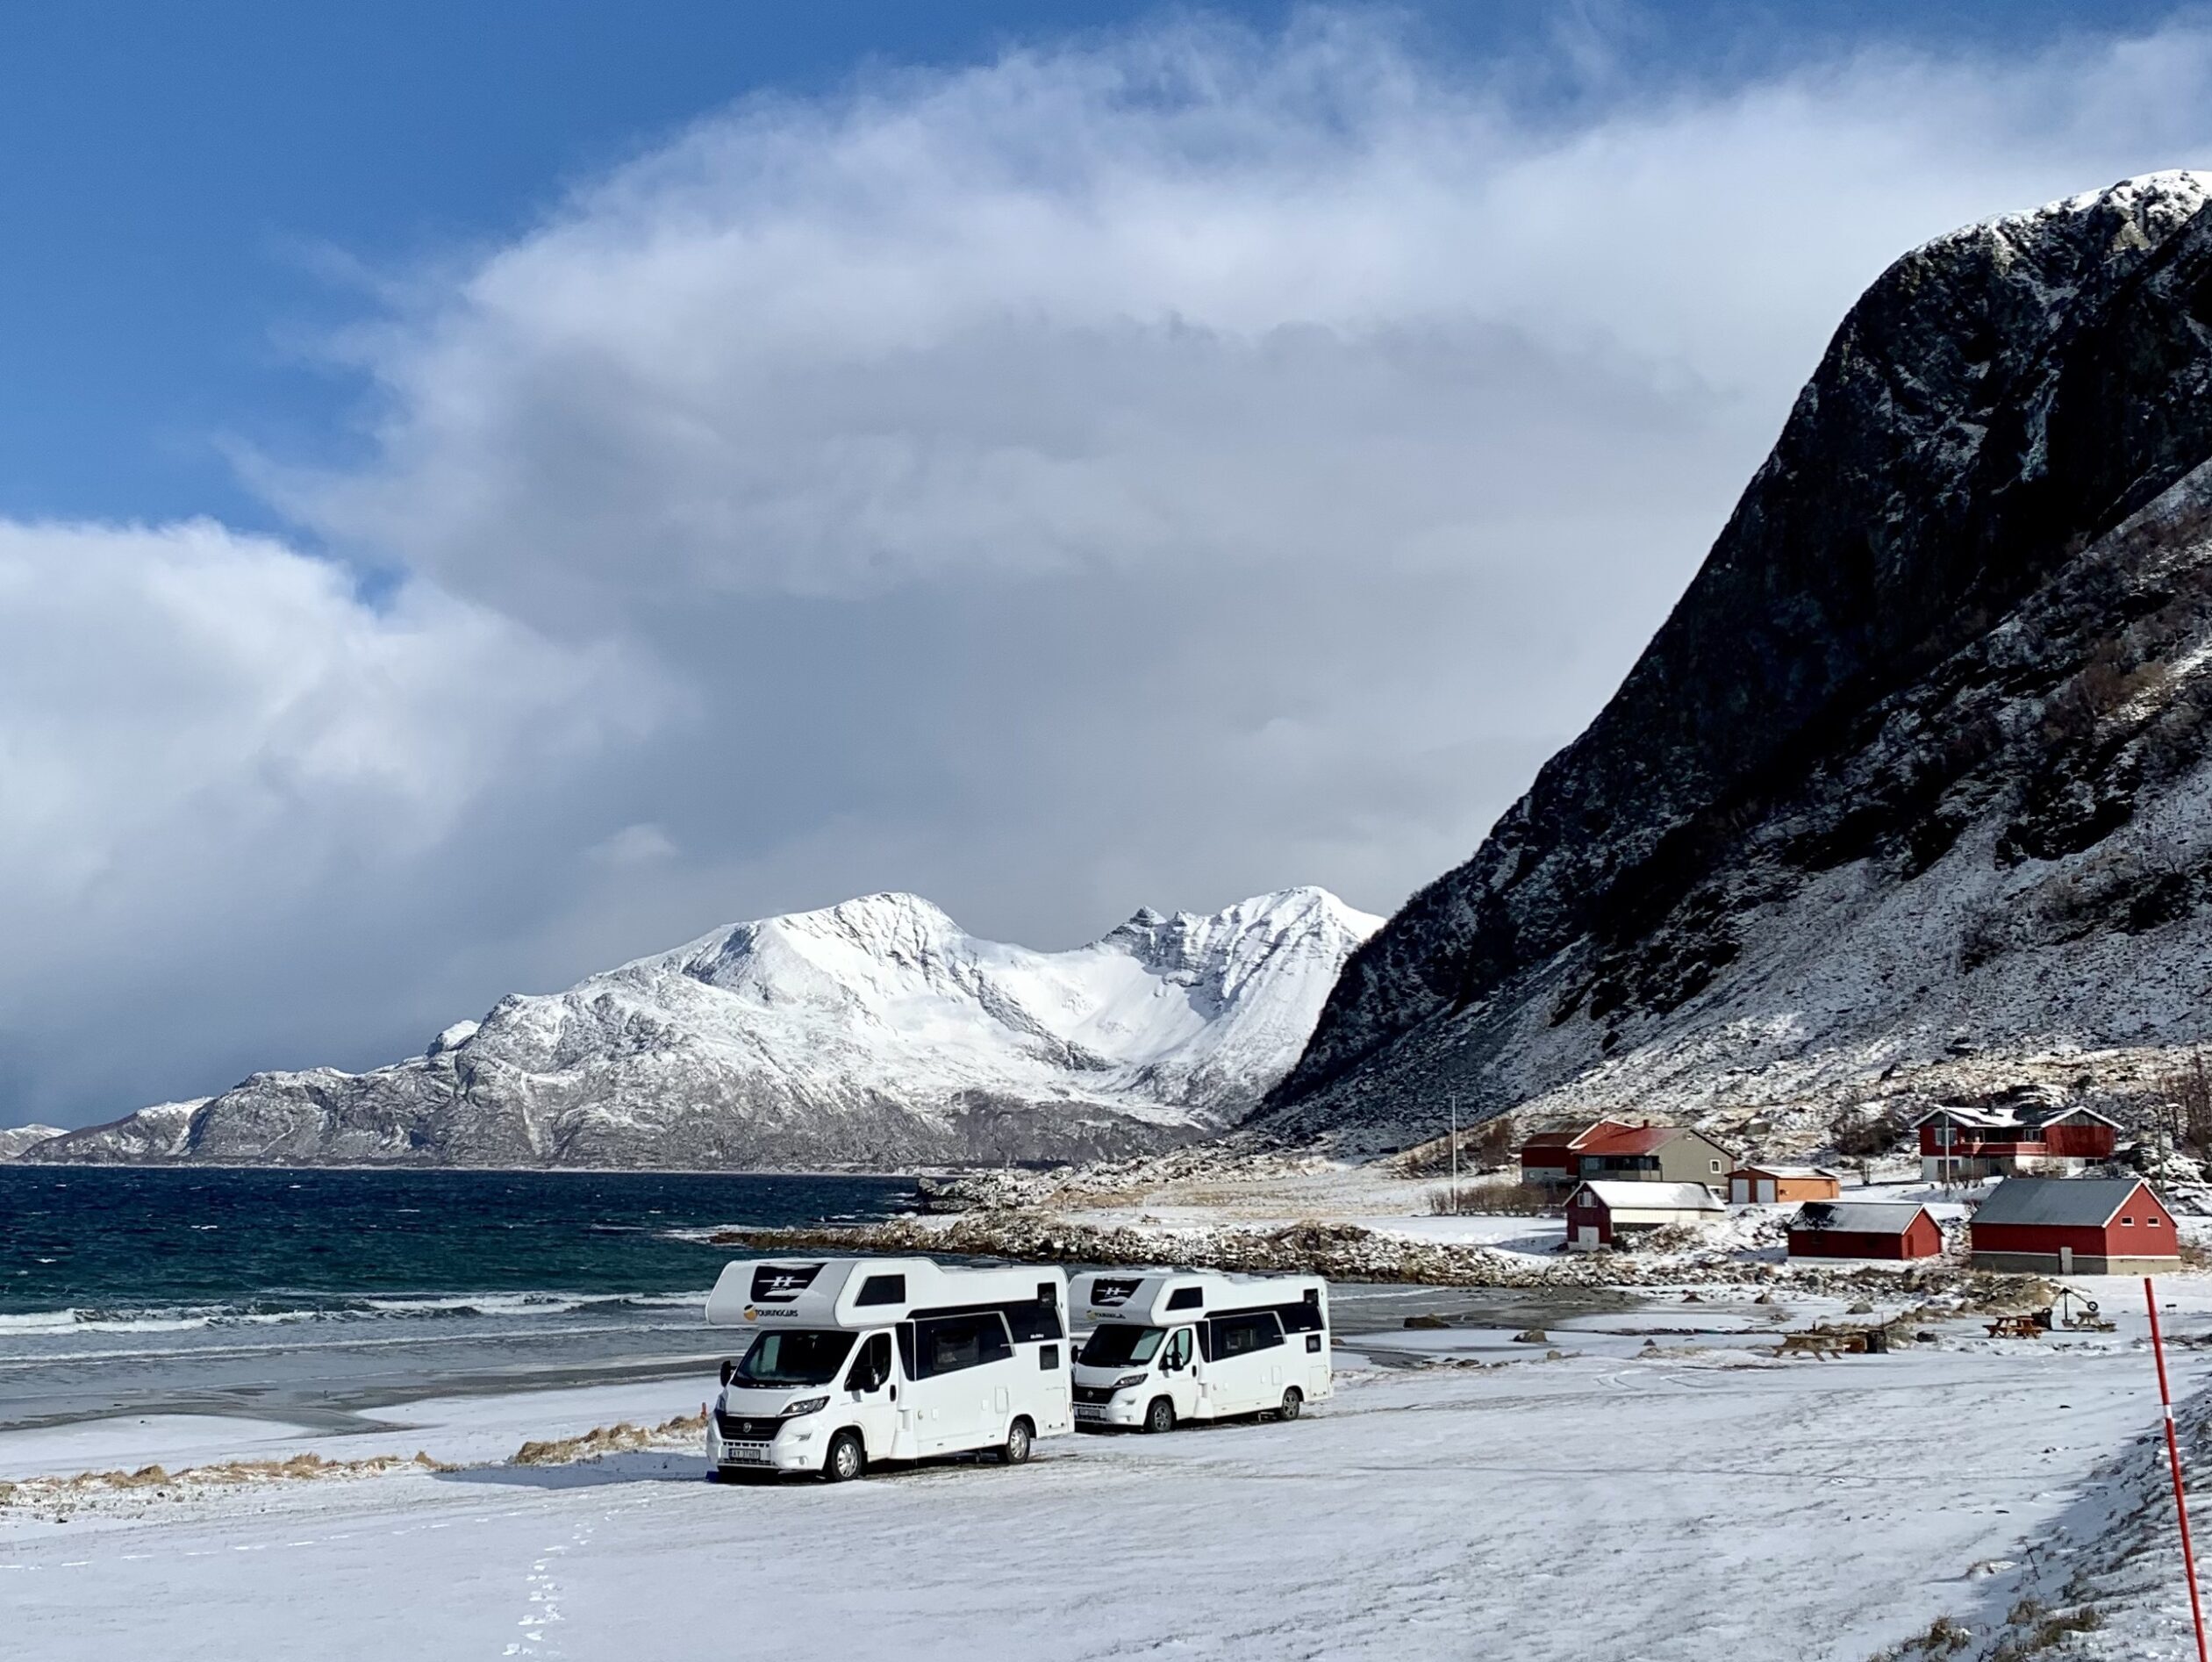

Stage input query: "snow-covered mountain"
[
  {"left": 0, "top": 1124, "right": 63, "bottom": 1160},
  {"left": 32, "top": 887, "right": 1378, "bottom": 1169},
  {"left": 1262, "top": 173, "right": 2212, "bottom": 1153}
]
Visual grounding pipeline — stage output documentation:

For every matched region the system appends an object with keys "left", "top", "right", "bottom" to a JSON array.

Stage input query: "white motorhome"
[
  {"left": 704, "top": 1257, "right": 1072, "bottom": 1481},
  {"left": 1068, "top": 1270, "right": 1330, "bottom": 1433}
]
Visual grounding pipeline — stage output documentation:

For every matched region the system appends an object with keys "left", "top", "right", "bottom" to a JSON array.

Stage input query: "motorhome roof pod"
[{"left": 705, "top": 1256, "right": 1066, "bottom": 1330}]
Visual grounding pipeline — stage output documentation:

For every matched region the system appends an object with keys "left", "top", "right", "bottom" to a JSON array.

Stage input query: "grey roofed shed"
[
  {"left": 1793, "top": 1201, "right": 1931, "bottom": 1234},
  {"left": 1970, "top": 1177, "right": 2145, "bottom": 1228}
]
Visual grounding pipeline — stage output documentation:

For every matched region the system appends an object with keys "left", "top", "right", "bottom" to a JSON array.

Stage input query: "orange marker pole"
[{"left": 2147, "top": 1277, "right": 2209, "bottom": 1662}]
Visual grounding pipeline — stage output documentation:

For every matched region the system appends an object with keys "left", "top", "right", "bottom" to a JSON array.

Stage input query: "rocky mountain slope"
[
  {"left": 32, "top": 887, "right": 1378, "bottom": 1169},
  {"left": 1260, "top": 172, "right": 2212, "bottom": 1154}
]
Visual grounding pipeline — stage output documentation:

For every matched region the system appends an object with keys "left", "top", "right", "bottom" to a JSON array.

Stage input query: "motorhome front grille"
[
  {"left": 1071, "top": 1385, "right": 1117, "bottom": 1406},
  {"left": 715, "top": 1412, "right": 786, "bottom": 1442}
]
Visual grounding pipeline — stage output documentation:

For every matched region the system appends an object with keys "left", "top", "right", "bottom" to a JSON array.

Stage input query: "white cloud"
[
  {"left": 22, "top": 9, "right": 2212, "bottom": 1122},
  {"left": 0, "top": 519, "right": 661, "bottom": 1118}
]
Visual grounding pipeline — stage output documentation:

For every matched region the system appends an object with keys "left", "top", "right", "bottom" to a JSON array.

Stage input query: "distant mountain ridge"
[
  {"left": 1260, "top": 172, "right": 2212, "bottom": 1152},
  {"left": 30, "top": 886, "right": 1379, "bottom": 1169},
  {"left": 0, "top": 1124, "right": 64, "bottom": 1160}
]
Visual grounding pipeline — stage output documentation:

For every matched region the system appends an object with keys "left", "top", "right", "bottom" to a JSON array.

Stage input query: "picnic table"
[{"left": 1984, "top": 1312, "right": 2046, "bottom": 1339}]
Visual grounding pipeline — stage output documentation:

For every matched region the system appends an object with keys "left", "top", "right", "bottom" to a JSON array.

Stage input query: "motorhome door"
[
  {"left": 1162, "top": 1325, "right": 1200, "bottom": 1420},
  {"left": 841, "top": 1330, "right": 899, "bottom": 1461}
]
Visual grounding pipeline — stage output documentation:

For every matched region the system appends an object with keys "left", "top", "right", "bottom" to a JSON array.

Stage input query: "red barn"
[
  {"left": 1786, "top": 1200, "right": 1943, "bottom": 1261},
  {"left": 1915, "top": 1104, "right": 2117, "bottom": 1181},
  {"left": 1968, "top": 1177, "right": 2180, "bottom": 1275}
]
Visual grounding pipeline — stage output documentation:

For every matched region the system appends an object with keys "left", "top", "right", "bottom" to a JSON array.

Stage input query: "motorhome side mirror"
[{"left": 719, "top": 1359, "right": 735, "bottom": 1386}]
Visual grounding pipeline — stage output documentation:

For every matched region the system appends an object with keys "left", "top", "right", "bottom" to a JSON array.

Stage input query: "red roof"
[
  {"left": 1575, "top": 1124, "right": 1675, "bottom": 1157},
  {"left": 1521, "top": 1118, "right": 1634, "bottom": 1152}
]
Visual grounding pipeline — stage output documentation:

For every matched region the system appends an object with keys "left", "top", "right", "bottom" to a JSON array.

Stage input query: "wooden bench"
[
  {"left": 1984, "top": 1313, "right": 2045, "bottom": 1339},
  {"left": 1779, "top": 1329, "right": 1868, "bottom": 1358}
]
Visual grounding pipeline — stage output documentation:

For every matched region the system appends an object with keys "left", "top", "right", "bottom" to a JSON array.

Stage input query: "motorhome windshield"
[
  {"left": 732, "top": 1329, "right": 856, "bottom": 1386},
  {"left": 1077, "top": 1324, "right": 1166, "bottom": 1368}
]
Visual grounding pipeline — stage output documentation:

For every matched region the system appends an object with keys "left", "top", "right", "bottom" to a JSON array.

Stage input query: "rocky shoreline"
[{"left": 701, "top": 1209, "right": 2044, "bottom": 1301}]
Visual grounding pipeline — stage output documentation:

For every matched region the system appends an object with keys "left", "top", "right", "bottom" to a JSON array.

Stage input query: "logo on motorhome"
[
  {"left": 1087, "top": 1278, "right": 1141, "bottom": 1307},
  {"left": 750, "top": 1263, "right": 825, "bottom": 1303},
  {"left": 741, "top": 1307, "right": 757, "bottom": 1322}
]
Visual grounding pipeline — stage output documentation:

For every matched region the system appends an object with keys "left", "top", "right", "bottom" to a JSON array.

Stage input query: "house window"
[
  {"left": 2149, "top": 1216, "right": 2164, "bottom": 1228},
  {"left": 2122, "top": 1216, "right": 2134, "bottom": 1227},
  {"left": 1709, "top": 1159, "right": 1721, "bottom": 1173}
]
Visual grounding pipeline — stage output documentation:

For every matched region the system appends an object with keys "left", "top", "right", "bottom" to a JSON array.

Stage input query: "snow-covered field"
[{"left": 9, "top": 1286, "right": 2212, "bottom": 1660}]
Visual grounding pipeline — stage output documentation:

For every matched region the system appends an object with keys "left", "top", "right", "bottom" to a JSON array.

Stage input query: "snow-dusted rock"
[
  {"left": 39, "top": 888, "right": 1378, "bottom": 1169},
  {"left": 1264, "top": 172, "right": 2212, "bottom": 1150},
  {"left": 0, "top": 1123, "right": 67, "bottom": 1161}
]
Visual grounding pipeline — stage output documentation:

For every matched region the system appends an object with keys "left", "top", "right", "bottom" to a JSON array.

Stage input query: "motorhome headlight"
[
  {"left": 784, "top": 1396, "right": 830, "bottom": 1417},
  {"left": 1113, "top": 1374, "right": 1149, "bottom": 1392}
]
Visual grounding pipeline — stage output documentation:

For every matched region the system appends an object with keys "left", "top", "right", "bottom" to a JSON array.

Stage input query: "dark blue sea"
[{"left": 0, "top": 1166, "right": 916, "bottom": 1430}]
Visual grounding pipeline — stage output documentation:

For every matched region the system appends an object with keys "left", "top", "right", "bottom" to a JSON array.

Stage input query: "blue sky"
[
  {"left": 4, "top": 0, "right": 2211, "bottom": 1125},
  {"left": 0, "top": 0, "right": 2181, "bottom": 532}
]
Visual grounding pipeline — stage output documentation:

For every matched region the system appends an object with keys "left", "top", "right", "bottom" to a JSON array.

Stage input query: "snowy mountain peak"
[{"left": 32, "top": 885, "right": 1380, "bottom": 1169}]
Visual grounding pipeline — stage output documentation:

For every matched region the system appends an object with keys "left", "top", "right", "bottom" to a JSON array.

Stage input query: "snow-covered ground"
[{"left": 9, "top": 1286, "right": 2212, "bottom": 1660}]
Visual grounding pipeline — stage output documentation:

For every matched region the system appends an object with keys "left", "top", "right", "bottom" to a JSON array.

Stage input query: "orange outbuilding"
[{"left": 1728, "top": 1164, "right": 1843, "bottom": 1205}]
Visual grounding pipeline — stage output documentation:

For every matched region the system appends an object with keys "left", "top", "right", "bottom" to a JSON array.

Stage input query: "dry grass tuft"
[
  {"left": 512, "top": 1411, "right": 706, "bottom": 1467},
  {"left": 0, "top": 1449, "right": 457, "bottom": 1509}
]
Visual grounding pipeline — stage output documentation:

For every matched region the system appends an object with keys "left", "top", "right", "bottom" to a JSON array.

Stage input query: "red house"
[
  {"left": 1786, "top": 1200, "right": 1943, "bottom": 1261},
  {"left": 1968, "top": 1177, "right": 2180, "bottom": 1275},
  {"left": 1520, "top": 1119, "right": 1637, "bottom": 1189},
  {"left": 1915, "top": 1103, "right": 2118, "bottom": 1181}
]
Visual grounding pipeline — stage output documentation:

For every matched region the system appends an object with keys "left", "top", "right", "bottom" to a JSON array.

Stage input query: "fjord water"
[{"left": 0, "top": 1166, "right": 916, "bottom": 1431}]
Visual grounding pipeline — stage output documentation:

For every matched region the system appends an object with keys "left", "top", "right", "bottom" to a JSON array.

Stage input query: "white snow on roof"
[
  {"left": 1571, "top": 1180, "right": 1724, "bottom": 1213},
  {"left": 1735, "top": 1165, "right": 1838, "bottom": 1179}
]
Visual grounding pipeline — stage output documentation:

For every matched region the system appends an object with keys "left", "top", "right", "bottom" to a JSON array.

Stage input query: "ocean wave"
[
  {"left": 0, "top": 1317, "right": 719, "bottom": 1372},
  {"left": 0, "top": 1287, "right": 712, "bottom": 1339}
]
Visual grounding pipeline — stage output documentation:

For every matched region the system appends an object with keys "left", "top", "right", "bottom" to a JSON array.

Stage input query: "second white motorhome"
[
  {"left": 704, "top": 1257, "right": 1072, "bottom": 1481},
  {"left": 1068, "top": 1270, "right": 1330, "bottom": 1433}
]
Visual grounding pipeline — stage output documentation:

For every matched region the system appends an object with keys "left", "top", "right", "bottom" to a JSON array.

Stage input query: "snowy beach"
[{"left": 8, "top": 1279, "right": 2212, "bottom": 1660}]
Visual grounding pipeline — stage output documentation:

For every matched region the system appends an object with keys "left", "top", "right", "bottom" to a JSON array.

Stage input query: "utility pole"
[{"left": 1450, "top": 1092, "right": 1459, "bottom": 1215}]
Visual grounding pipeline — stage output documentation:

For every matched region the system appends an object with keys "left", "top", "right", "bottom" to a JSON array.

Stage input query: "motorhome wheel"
[
  {"left": 1277, "top": 1388, "right": 1303, "bottom": 1422},
  {"left": 999, "top": 1418, "right": 1034, "bottom": 1465},
  {"left": 823, "top": 1430, "right": 865, "bottom": 1483},
  {"left": 1143, "top": 1397, "right": 1175, "bottom": 1435}
]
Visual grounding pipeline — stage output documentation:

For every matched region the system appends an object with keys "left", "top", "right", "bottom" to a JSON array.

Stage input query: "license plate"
[{"left": 1074, "top": 1406, "right": 1105, "bottom": 1421}]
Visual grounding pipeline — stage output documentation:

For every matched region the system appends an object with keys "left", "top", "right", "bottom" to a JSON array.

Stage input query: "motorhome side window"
[
  {"left": 855, "top": 1273, "right": 906, "bottom": 1306},
  {"left": 1209, "top": 1311, "right": 1284, "bottom": 1358},
  {"left": 914, "top": 1313, "right": 1013, "bottom": 1378},
  {"left": 1166, "top": 1286, "right": 1203, "bottom": 1311},
  {"left": 1272, "top": 1300, "right": 1325, "bottom": 1334},
  {"left": 1001, "top": 1299, "right": 1063, "bottom": 1343}
]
